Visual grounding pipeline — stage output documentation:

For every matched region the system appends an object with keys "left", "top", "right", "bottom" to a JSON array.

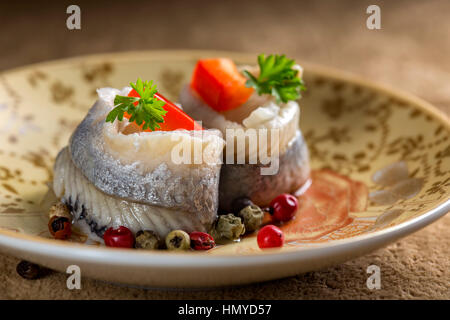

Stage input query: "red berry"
[
  {"left": 103, "top": 226, "right": 135, "bottom": 248},
  {"left": 189, "top": 232, "right": 215, "bottom": 250},
  {"left": 257, "top": 225, "right": 285, "bottom": 249},
  {"left": 269, "top": 193, "right": 299, "bottom": 222}
]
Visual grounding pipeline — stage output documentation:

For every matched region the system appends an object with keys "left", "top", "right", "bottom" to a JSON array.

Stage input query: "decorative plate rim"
[
  {"left": 0, "top": 201, "right": 447, "bottom": 266},
  {"left": 1, "top": 49, "right": 448, "bottom": 126},
  {"left": 0, "top": 50, "right": 448, "bottom": 264}
]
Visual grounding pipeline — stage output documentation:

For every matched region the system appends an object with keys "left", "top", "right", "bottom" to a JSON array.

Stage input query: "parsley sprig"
[
  {"left": 243, "top": 54, "right": 306, "bottom": 103},
  {"left": 105, "top": 78, "right": 167, "bottom": 131}
]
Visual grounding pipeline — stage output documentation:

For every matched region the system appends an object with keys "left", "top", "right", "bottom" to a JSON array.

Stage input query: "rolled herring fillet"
[
  {"left": 53, "top": 87, "right": 224, "bottom": 240},
  {"left": 180, "top": 83, "right": 310, "bottom": 211}
]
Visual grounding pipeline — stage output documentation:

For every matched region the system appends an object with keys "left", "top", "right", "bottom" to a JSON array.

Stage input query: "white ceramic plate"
[{"left": 0, "top": 50, "right": 448, "bottom": 287}]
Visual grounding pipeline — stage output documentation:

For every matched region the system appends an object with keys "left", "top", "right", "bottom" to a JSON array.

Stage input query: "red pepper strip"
[
  {"left": 190, "top": 58, "right": 254, "bottom": 112},
  {"left": 126, "top": 89, "right": 202, "bottom": 131}
]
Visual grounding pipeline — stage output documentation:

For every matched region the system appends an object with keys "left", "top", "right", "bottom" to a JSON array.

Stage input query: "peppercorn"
[
  {"left": 48, "top": 216, "right": 72, "bottom": 240},
  {"left": 269, "top": 193, "right": 299, "bottom": 222},
  {"left": 257, "top": 224, "right": 285, "bottom": 249},
  {"left": 189, "top": 231, "right": 216, "bottom": 250},
  {"left": 214, "top": 213, "right": 245, "bottom": 240},
  {"left": 104, "top": 226, "right": 135, "bottom": 248},
  {"left": 165, "top": 230, "right": 191, "bottom": 250},
  {"left": 48, "top": 202, "right": 72, "bottom": 220},
  {"left": 135, "top": 230, "right": 162, "bottom": 250},
  {"left": 16, "top": 260, "right": 41, "bottom": 280},
  {"left": 208, "top": 226, "right": 222, "bottom": 243},
  {"left": 237, "top": 204, "right": 265, "bottom": 233},
  {"left": 231, "top": 196, "right": 254, "bottom": 214}
]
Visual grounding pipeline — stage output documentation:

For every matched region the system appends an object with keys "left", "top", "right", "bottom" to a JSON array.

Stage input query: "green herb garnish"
[
  {"left": 243, "top": 54, "right": 306, "bottom": 103},
  {"left": 105, "top": 78, "right": 167, "bottom": 131}
]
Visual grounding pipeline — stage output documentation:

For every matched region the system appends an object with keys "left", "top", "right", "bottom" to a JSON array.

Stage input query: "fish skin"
[
  {"left": 68, "top": 98, "right": 223, "bottom": 218},
  {"left": 218, "top": 131, "right": 310, "bottom": 211},
  {"left": 53, "top": 148, "right": 213, "bottom": 239}
]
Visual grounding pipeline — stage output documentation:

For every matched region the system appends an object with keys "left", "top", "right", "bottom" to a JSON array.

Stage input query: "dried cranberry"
[
  {"left": 189, "top": 231, "right": 215, "bottom": 250},
  {"left": 269, "top": 194, "right": 299, "bottom": 222},
  {"left": 257, "top": 225, "right": 285, "bottom": 249},
  {"left": 103, "top": 226, "right": 135, "bottom": 248}
]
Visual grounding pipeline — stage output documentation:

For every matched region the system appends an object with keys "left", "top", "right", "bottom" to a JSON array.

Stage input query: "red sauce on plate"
[{"left": 267, "top": 169, "right": 369, "bottom": 241}]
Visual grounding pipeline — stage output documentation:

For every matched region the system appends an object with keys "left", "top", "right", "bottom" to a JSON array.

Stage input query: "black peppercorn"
[
  {"left": 16, "top": 260, "right": 41, "bottom": 280},
  {"left": 231, "top": 196, "right": 253, "bottom": 214}
]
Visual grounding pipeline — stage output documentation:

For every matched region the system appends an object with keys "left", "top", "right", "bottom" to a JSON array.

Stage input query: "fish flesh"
[{"left": 53, "top": 87, "right": 224, "bottom": 239}]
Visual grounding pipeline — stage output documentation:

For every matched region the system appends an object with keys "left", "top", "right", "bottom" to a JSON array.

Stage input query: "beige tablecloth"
[{"left": 0, "top": 0, "right": 448, "bottom": 299}]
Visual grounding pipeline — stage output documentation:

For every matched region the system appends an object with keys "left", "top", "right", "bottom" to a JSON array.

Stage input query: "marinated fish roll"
[
  {"left": 180, "top": 55, "right": 310, "bottom": 210},
  {"left": 53, "top": 83, "right": 224, "bottom": 240}
]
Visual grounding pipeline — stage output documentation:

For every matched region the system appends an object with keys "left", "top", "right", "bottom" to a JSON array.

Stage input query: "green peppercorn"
[
  {"left": 135, "top": 230, "right": 162, "bottom": 250},
  {"left": 237, "top": 204, "right": 264, "bottom": 233},
  {"left": 16, "top": 260, "right": 41, "bottom": 280},
  {"left": 165, "top": 230, "right": 191, "bottom": 250},
  {"left": 214, "top": 213, "right": 245, "bottom": 240},
  {"left": 208, "top": 226, "right": 222, "bottom": 244}
]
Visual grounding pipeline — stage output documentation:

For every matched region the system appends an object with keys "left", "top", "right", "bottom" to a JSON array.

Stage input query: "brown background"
[{"left": 0, "top": 0, "right": 449, "bottom": 299}]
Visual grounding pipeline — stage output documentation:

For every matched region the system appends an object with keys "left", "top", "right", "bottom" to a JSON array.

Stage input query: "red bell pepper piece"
[
  {"left": 190, "top": 58, "right": 254, "bottom": 112},
  {"left": 126, "top": 88, "right": 202, "bottom": 132}
]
